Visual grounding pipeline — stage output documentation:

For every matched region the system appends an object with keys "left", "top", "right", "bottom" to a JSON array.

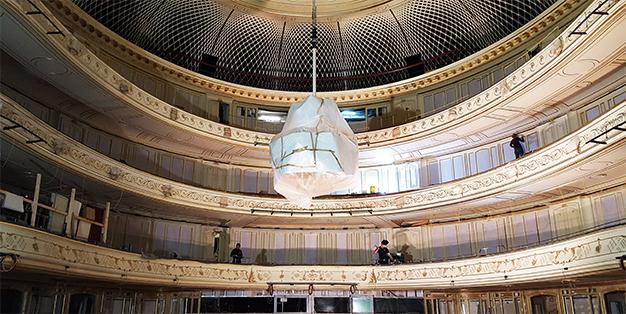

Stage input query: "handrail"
[
  {"left": 0, "top": 189, "right": 58, "bottom": 214},
  {"left": 24, "top": 0, "right": 64, "bottom": 37},
  {"left": 73, "top": 214, "right": 104, "bottom": 227},
  {"left": 569, "top": 0, "right": 611, "bottom": 37},
  {"left": 3, "top": 72, "right": 624, "bottom": 197},
  {"left": 1, "top": 221, "right": 624, "bottom": 288},
  {"left": 173, "top": 48, "right": 473, "bottom": 84},
  {"left": 0, "top": 188, "right": 108, "bottom": 239},
  {"left": 4, "top": 0, "right": 613, "bottom": 156},
  {"left": 435, "top": 219, "right": 626, "bottom": 264},
  {"left": 24, "top": 199, "right": 64, "bottom": 215},
  {"left": 586, "top": 121, "right": 626, "bottom": 145},
  {"left": 0, "top": 114, "right": 47, "bottom": 145},
  {"left": 4, "top": 184, "right": 624, "bottom": 266}
]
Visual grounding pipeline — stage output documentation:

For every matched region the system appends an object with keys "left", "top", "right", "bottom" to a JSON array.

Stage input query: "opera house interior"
[{"left": 1, "top": 0, "right": 626, "bottom": 313}]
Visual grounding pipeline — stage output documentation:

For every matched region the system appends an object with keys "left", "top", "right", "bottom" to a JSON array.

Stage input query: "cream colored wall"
[
  {"left": 279, "top": 185, "right": 622, "bottom": 265},
  {"left": 228, "top": 227, "right": 393, "bottom": 265},
  {"left": 106, "top": 212, "right": 219, "bottom": 261},
  {"left": 106, "top": 185, "right": 626, "bottom": 265},
  {"left": 99, "top": 52, "right": 219, "bottom": 122},
  {"left": 418, "top": 71, "right": 626, "bottom": 187}
]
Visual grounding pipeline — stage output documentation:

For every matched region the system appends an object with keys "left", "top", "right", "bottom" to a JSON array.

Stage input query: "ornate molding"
[
  {"left": 1, "top": 95, "right": 624, "bottom": 215},
  {"left": 47, "top": 0, "right": 583, "bottom": 106},
  {"left": 4, "top": 0, "right": 608, "bottom": 149},
  {"left": 1, "top": 222, "right": 624, "bottom": 288},
  {"left": 357, "top": 0, "right": 626, "bottom": 146}
]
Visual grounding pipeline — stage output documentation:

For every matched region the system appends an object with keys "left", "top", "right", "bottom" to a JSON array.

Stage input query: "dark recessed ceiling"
[{"left": 72, "top": 0, "right": 556, "bottom": 92}]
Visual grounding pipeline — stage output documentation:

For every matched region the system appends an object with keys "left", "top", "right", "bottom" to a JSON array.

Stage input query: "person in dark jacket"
[
  {"left": 230, "top": 243, "right": 243, "bottom": 264},
  {"left": 510, "top": 134, "right": 525, "bottom": 159},
  {"left": 375, "top": 240, "right": 395, "bottom": 265}
]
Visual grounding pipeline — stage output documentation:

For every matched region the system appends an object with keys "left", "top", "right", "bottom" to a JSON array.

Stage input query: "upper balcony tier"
[
  {"left": 2, "top": 60, "right": 624, "bottom": 198},
  {"left": 1, "top": 92, "right": 624, "bottom": 220},
  {"left": 67, "top": 0, "right": 559, "bottom": 93},
  {"left": 1, "top": 0, "right": 623, "bottom": 170},
  {"left": 2, "top": 221, "right": 625, "bottom": 289},
  {"left": 48, "top": 0, "right": 585, "bottom": 129}
]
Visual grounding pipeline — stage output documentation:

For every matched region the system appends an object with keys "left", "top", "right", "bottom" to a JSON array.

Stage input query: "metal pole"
[
  {"left": 30, "top": 173, "right": 42, "bottom": 227},
  {"left": 313, "top": 48, "right": 317, "bottom": 95}
]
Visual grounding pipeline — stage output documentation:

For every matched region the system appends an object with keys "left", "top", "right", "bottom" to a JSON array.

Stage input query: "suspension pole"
[
  {"left": 311, "top": 0, "right": 317, "bottom": 96},
  {"left": 313, "top": 48, "right": 317, "bottom": 95}
]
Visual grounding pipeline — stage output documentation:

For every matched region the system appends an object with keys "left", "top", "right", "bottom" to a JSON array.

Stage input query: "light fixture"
[
  {"left": 257, "top": 109, "right": 287, "bottom": 123},
  {"left": 257, "top": 115, "right": 283, "bottom": 123},
  {"left": 269, "top": 0, "right": 358, "bottom": 209}
]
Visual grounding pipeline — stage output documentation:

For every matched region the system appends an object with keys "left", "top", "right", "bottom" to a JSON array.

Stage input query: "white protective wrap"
[{"left": 270, "top": 95, "right": 358, "bottom": 208}]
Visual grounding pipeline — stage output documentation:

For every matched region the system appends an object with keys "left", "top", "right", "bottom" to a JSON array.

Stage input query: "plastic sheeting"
[
  {"left": 270, "top": 95, "right": 358, "bottom": 208},
  {"left": 1, "top": 191, "right": 24, "bottom": 213}
]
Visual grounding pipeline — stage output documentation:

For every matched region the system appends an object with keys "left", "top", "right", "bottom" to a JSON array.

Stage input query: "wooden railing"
[{"left": 0, "top": 183, "right": 111, "bottom": 243}]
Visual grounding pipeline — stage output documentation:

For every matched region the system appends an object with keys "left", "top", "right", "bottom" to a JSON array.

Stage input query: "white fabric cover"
[
  {"left": 49, "top": 193, "right": 69, "bottom": 233},
  {"left": 270, "top": 95, "right": 358, "bottom": 208},
  {"left": 1, "top": 192, "right": 24, "bottom": 213},
  {"left": 75, "top": 206, "right": 96, "bottom": 241},
  {"left": 69, "top": 199, "right": 82, "bottom": 236}
]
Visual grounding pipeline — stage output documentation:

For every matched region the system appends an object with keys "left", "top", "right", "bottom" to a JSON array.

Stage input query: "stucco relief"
[
  {"left": 373, "top": 235, "right": 626, "bottom": 284},
  {"left": 1, "top": 223, "right": 624, "bottom": 288},
  {"left": 0, "top": 228, "right": 252, "bottom": 283},
  {"left": 1, "top": 96, "right": 625, "bottom": 215},
  {"left": 46, "top": 0, "right": 581, "bottom": 107},
  {"left": 7, "top": 0, "right": 603, "bottom": 148},
  {"left": 76, "top": 49, "right": 270, "bottom": 145}
]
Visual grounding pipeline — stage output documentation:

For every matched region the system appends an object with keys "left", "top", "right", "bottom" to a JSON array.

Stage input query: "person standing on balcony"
[
  {"left": 510, "top": 134, "right": 525, "bottom": 159},
  {"left": 230, "top": 243, "right": 243, "bottom": 264},
  {"left": 374, "top": 240, "right": 395, "bottom": 265}
]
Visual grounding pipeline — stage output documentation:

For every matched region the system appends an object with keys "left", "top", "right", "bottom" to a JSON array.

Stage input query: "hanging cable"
[{"left": 110, "top": 190, "right": 124, "bottom": 211}]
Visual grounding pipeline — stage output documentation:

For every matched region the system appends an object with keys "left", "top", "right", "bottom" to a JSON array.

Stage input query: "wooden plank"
[
  {"left": 65, "top": 188, "right": 76, "bottom": 236},
  {"left": 102, "top": 202, "right": 110, "bottom": 243},
  {"left": 73, "top": 215, "right": 104, "bottom": 227},
  {"left": 30, "top": 173, "right": 42, "bottom": 226}
]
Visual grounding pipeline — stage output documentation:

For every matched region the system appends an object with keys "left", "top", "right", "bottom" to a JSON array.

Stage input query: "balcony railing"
[{"left": 2, "top": 183, "right": 625, "bottom": 266}]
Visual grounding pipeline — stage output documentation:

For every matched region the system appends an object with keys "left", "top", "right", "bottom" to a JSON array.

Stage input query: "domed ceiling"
[{"left": 73, "top": 0, "right": 556, "bottom": 92}]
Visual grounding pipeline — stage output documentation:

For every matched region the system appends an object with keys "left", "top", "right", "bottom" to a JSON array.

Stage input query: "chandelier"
[{"left": 269, "top": 0, "right": 359, "bottom": 209}]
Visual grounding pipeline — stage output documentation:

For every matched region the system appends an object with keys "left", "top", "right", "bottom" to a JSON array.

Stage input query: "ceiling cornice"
[{"left": 47, "top": 0, "right": 582, "bottom": 105}]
